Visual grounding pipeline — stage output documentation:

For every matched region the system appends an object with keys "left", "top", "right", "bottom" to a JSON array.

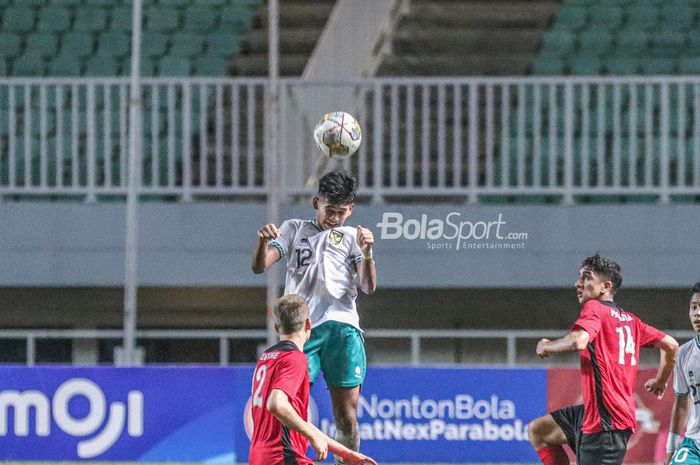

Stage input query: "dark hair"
[
  {"left": 318, "top": 170, "right": 357, "bottom": 205},
  {"left": 581, "top": 253, "right": 623, "bottom": 294},
  {"left": 692, "top": 282, "right": 700, "bottom": 293},
  {"left": 274, "top": 295, "right": 308, "bottom": 335}
]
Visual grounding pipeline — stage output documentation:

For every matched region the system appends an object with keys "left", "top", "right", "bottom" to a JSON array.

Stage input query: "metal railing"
[
  {"left": 2, "top": 76, "right": 700, "bottom": 203},
  {"left": 1, "top": 328, "right": 695, "bottom": 367}
]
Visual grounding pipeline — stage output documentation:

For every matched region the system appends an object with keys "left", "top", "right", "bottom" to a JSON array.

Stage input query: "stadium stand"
[
  {"left": 534, "top": 0, "right": 700, "bottom": 75},
  {"left": 231, "top": 0, "right": 334, "bottom": 75},
  {"left": 0, "top": 0, "right": 261, "bottom": 77},
  {"left": 378, "top": 0, "right": 559, "bottom": 76}
]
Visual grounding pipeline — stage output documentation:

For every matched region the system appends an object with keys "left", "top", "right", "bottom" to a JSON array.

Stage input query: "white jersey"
[
  {"left": 269, "top": 219, "right": 364, "bottom": 330},
  {"left": 673, "top": 336, "right": 700, "bottom": 445}
]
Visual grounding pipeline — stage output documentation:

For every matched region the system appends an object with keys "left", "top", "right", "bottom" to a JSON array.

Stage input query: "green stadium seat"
[
  {"left": 0, "top": 33, "right": 21, "bottom": 58},
  {"left": 142, "top": 32, "right": 168, "bottom": 57},
  {"left": 531, "top": 56, "right": 565, "bottom": 75},
  {"left": 578, "top": 30, "right": 614, "bottom": 54},
  {"left": 13, "top": 54, "right": 45, "bottom": 76},
  {"left": 660, "top": 5, "right": 695, "bottom": 31},
  {"left": 194, "top": 0, "right": 227, "bottom": 6},
  {"left": 61, "top": 32, "right": 94, "bottom": 58},
  {"left": 49, "top": 55, "right": 82, "bottom": 76},
  {"left": 158, "top": 56, "right": 191, "bottom": 76},
  {"left": 606, "top": 56, "right": 640, "bottom": 75},
  {"left": 570, "top": 55, "right": 603, "bottom": 75},
  {"left": 74, "top": 8, "right": 108, "bottom": 32},
  {"left": 625, "top": 5, "right": 658, "bottom": 30},
  {"left": 22, "top": 0, "right": 47, "bottom": 7},
  {"left": 651, "top": 31, "right": 686, "bottom": 55},
  {"left": 554, "top": 6, "right": 587, "bottom": 31},
  {"left": 0, "top": 59, "right": 7, "bottom": 76},
  {"left": 616, "top": 29, "right": 649, "bottom": 51},
  {"left": 221, "top": 5, "right": 253, "bottom": 29},
  {"left": 194, "top": 55, "right": 230, "bottom": 76},
  {"left": 589, "top": 6, "right": 623, "bottom": 29},
  {"left": 3, "top": 7, "right": 35, "bottom": 33},
  {"left": 51, "top": 0, "right": 83, "bottom": 5},
  {"left": 542, "top": 30, "right": 575, "bottom": 56},
  {"left": 679, "top": 57, "right": 700, "bottom": 74},
  {"left": 96, "top": 32, "right": 130, "bottom": 57},
  {"left": 170, "top": 33, "right": 204, "bottom": 57},
  {"left": 206, "top": 31, "right": 241, "bottom": 56},
  {"left": 25, "top": 33, "right": 58, "bottom": 59},
  {"left": 641, "top": 57, "right": 676, "bottom": 75},
  {"left": 85, "top": 0, "right": 119, "bottom": 5},
  {"left": 120, "top": 57, "right": 156, "bottom": 76},
  {"left": 184, "top": 6, "right": 218, "bottom": 32},
  {"left": 29, "top": 112, "right": 57, "bottom": 136},
  {"left": 147, "top": 8, "right": 180, "bottom": 32},
  {"left": 37, "top": 7, "right": 71, "bottom": 33},
  {"left": 160, "top": 0, "right": 190, "bottom": 6},
  {"left": 110, "top": 6, "right": 133, "bottom": 31},
  {"left": 85, "top": 56, "right": 119, "bottom": 76}
]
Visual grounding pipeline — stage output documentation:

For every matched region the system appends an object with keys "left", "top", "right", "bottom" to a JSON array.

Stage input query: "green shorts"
[
  {"left": 671, "top": 438, "right": 700, "bottom": 465},
  {"left": 304, "top": 320, "right": 366, "bottom": 388}
]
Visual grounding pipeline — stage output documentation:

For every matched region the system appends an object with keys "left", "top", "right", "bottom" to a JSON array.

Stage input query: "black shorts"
[{"left": 550, "top": 404, "right": 632, "bottom": 465}]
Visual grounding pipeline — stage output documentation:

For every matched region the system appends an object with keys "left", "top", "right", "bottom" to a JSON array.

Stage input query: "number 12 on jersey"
[{"left": 615, "top": 326, "right": 636, "bottom": 366}]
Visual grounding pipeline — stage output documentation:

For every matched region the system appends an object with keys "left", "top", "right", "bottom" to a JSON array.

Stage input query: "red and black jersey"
[
  {"left": 573, "top": 299, "right": 666, "bottom": 433},
  {"left": 249, "top": 340, "right": 312, "bottom": 465}
]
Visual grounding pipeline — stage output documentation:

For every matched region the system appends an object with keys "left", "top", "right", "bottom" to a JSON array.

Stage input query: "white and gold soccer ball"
[{"left": 313, "top": 111, "right": 362, "bottom": 159}]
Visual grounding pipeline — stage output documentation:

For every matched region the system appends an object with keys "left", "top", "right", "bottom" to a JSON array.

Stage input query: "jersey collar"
[
  {"left": 695, "top": 335, "right": 700, "bottom": 350},
  {"left": 311, "top": 219, "right": 323, "bottom": 231}
]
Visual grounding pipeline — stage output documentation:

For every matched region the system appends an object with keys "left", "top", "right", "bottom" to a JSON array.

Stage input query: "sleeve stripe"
[
  {"left": 675, "top": 391, "right": 690, "bottom": 397},
  {"left": 268, "top": 241, "right": 285, "bottom": 259}
]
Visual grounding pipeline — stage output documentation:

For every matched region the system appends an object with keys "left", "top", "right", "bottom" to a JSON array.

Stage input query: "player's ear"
[
  {"left": 346, "top": 203, "right": 354, "bottom": 216},
  {"left": 312, "top": 196, "right": 319, "bottom": 210},
  {"left": 274, "top": 322, "right": 280, "bottom": 335},
  {"left": 305, "top": 318, "right": 311, "bottom": 331}
]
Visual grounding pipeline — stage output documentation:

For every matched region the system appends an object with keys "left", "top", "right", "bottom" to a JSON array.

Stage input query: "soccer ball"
[{"left": 313, "top": 111, "right": 362, "bottom": 159}]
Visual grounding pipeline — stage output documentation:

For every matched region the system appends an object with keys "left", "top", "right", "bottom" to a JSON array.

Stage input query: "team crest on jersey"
[{"left": 329, "top": 229, "right": 343, "bottom": 245}]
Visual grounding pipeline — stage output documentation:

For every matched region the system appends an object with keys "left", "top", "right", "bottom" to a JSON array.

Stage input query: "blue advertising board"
[{"left": 0, "top": 366, "right": 545, "bottom": 463}]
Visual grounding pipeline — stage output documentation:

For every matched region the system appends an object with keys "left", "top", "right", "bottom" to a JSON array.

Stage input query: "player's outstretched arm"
[
  {"left": 252, "top": 223, "right": 282, "bottom": 274},
  {"left": 536, "top": 329, "right": 590, "bottom": 358},
  {"left": 267, "top": 389, "right": 329, "bottom": 461},
  {"left": 663, "top": 394, "right": 689, "bottom": 465},
  {"left": 356, "top": 225, "right": 377, "bottom": 295},
  {"left": 644, "top": 334, "right": 678, "bottom": 398}
]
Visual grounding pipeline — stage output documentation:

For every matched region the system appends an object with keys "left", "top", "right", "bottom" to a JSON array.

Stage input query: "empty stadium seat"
[
  {"left": 159, "top": 56, "right": 191, "bottom": 76},
  {"left": 0, "top": 33, "right": 21, "bottom": 59},
  {"left": 37, "top": 7, "right": 70, "bottom": 33},
  {"left": 3, "top": 7, "right": 35, "bottom": 33},
  {"left": 14, "top": 54, "right": 45, "bottom": 76}
]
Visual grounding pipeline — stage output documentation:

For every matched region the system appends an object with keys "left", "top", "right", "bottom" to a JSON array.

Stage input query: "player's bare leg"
[
  {"left": 330, "top": 386, "right": 360, "bottom": 465},
  {"left": 528, "top": 414, "right": 570, "bottom": 465}
]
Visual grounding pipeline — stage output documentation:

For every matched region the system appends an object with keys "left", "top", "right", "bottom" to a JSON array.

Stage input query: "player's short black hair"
[
  {"left": 692, "top": 282, "right": 700, "bottom": 294},
  {"left": 318, "top": 170, "right": 357, "bottom": 205},
  {"left": 274, "top": 294, "right": 308, "bottom": 335},
  {"left": 581, "top": 253, "right": 623, "bottom": 294}
]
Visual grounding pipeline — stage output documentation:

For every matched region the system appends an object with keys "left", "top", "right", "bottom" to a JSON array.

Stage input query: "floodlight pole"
[
  {"left": 265, "top": 0, "right": 281, "bottom": 346},
  {"left": 123, "top": 0, "right": 144, "bottom": 366}
]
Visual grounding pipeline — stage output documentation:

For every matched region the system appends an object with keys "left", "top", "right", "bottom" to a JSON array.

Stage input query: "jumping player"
[
  {"left": 248, "top": 294, "right": 376, "bottom": 465},
  {"left": 528, "top": 254, "right": 678, "bottom": 465},
  {"left": 664, "top": 283, "right": 700, "bottom": 465},
  {"left": 252, "top": 171, "right": 377, "bottom": 464}
]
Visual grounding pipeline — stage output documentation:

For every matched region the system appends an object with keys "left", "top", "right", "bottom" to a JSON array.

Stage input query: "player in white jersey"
[
  {"left": 252, "top": 171, "right": 377, "bottom": 465},
  {"left": 665, "top": 283, "right": 700, "bottom": 465}
]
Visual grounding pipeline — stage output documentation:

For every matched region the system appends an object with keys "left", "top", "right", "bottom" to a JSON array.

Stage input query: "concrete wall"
[{"left": 0, "top": 202, "right": 697, "bottom": 288}]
